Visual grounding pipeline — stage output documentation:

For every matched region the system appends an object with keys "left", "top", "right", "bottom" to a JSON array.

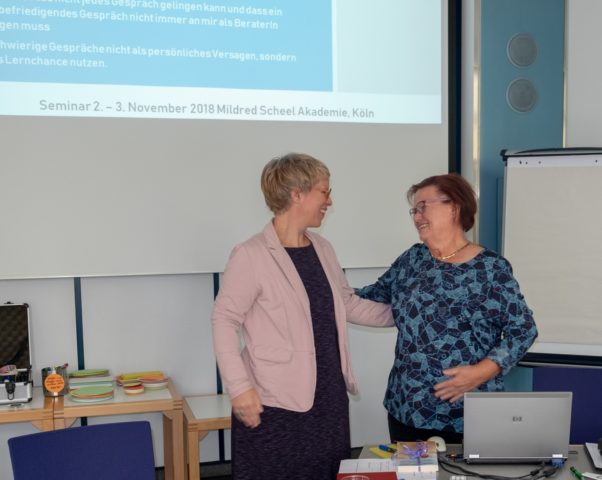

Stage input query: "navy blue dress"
[{"left": 231, "top": 243, "right": 350, "bottom": 479}]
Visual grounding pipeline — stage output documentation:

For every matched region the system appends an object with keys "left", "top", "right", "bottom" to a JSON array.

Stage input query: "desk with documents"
[{"left": 358, "top": 444, "right": 597, "bottom": 480}]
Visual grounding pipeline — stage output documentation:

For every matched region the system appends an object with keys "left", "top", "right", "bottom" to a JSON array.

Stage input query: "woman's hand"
[
  {"left": 433, "top": 359, "right": 501, "bottom": 403},
  {"left": 231, "top": 388, "right": 264, "bottom": 428}
]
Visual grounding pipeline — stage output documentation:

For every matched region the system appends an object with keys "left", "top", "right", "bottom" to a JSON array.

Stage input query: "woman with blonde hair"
[{"left": 212, "top": 152, "right": 393, "bottom": 479}]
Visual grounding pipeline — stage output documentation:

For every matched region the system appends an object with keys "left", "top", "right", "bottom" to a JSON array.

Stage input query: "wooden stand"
[{"left": 183, "top": 394, "right": 231, "bottom": 480}]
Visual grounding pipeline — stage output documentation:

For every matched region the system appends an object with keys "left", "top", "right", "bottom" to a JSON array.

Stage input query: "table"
[
  {"left": 360, "top": 444, "right": 595, "bottom": 480},
  {"left": 53, "top": 379, "right": 184, "bottom": 480},
  {"left": 0, "top": 387, "right": 54, "bottom": 431},
  {"left": 183, "top": 394, "right": 231, "bottom": 480},
  {"left": 438, "top": 445, "right": 594, "bottom": 480}
]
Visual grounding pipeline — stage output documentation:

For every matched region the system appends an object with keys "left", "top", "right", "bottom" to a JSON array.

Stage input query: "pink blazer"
[{"left": 212, "top": 221, "right": 393, "bottom": 412}]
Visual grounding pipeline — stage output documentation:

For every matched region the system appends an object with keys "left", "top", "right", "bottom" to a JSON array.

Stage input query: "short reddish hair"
[{"left": 407, "top": 173, "right": 477, "bottom": 232}]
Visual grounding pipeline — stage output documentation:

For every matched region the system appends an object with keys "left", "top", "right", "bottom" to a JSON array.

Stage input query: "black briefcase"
[{"left": 0, "top": 303, "right": 34, "bottom": 404}]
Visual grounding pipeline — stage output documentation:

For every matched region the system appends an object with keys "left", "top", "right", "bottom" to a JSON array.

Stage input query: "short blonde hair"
[{"left": 261, "top": 153, "right": 330, "bottom": 214}]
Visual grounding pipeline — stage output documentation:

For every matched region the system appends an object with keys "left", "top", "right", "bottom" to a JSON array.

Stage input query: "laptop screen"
[{"left": 463, "top": 391, "right": 572, "bottom": 463}]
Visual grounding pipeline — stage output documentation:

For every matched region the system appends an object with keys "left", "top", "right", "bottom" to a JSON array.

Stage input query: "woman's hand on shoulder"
[
  {"left": 433, "top": 359, "right": 502, "bottom": 403},
  {"left": 231, "top": 388, "right": 264, "bottom": 428}
]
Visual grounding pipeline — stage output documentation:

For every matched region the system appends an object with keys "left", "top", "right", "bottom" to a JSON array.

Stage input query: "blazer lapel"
[
  {"left": 305, "top": 230, "right": 345, "bottom": 323},
  {"left": 262, "top": 222, "right": 312, "bottom": 321}
]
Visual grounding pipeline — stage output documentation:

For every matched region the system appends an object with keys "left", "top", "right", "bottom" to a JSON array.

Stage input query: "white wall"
[
  {"left": 461, "top": 0, "right": 478, "bottom": 187},
  {"left": 565, "top": 0, "right": 602, "bottom": 147}
]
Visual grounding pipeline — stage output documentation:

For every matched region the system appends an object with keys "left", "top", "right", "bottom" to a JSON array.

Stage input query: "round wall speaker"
[
  {"left": 506, "top": 78, "right": 538, "bottom": 113},
  {"left": 507, "top": 33, "right": 538, "bottom": 67}
]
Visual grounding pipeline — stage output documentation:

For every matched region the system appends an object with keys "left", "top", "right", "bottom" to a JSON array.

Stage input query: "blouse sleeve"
[
  {"left": 486, "top": 259, "right": 538, "bottom": 375},
  {"left": 354, "top": 251, "right": 409, "bottom": 304},
  {"left": 318, "top": 236, "right": 394, "bottom": 327}
]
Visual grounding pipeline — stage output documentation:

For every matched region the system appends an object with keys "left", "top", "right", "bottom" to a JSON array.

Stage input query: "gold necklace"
[{"left": 435, "top": 241, "right": 471, "bottom": 261}]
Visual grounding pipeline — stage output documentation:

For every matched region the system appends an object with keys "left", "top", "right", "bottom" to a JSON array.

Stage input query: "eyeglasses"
[
  {"left": 317, "top": 188, "right": 332, "bottom": 199},
  {"left": 409, "top": 197, "right": 450, "bottom": 217}
]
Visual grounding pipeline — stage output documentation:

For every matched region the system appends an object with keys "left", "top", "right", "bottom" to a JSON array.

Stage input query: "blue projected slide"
[
  {"left": 0, "top": 0, "right": 332, "bottom": 91},
  {"left": 0, "top": 0, "right": 442, "bottom": 124}
]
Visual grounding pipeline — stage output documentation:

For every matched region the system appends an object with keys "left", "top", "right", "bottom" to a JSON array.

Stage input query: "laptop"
[{"left": 463, "top": 391, "right": 572, "bottom": 463}]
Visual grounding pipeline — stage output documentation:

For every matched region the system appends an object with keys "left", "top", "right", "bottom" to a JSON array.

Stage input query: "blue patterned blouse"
[{"left": 356, "top": 243, "right": 537, "bottom": 433}]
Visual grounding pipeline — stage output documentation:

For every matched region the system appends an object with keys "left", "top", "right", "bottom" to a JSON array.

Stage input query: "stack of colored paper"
[
  {"left": 138, "top": 373, "right": 168, "bottom": 391},
  {"left": 116, "top": 371, "right": 168, "bottom": 390},
  {"left": 68, "top": 369, "right": 113, "bottom": 391},
  {"left": 116, "top": 371, "right": 164, "bottom": 385},
  {"left": 123, "top": 381, "right": 145, "bottom": 395},
  {"left": 69, "top": 385, "right": 114, "bottom": 403}
]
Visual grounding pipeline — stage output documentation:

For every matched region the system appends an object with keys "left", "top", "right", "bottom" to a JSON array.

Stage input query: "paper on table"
[
  {"left": 396, "top": 472, "right": 437, "bottom": 480},
  {"left": 339, "top": 460, "right": 437, "bottom": 480},
  {"left": 339, "top": 459, "right": 397, "bottom": 473},
  {"left": 585, "top": 443, "right": 602, "bottom": 470}
]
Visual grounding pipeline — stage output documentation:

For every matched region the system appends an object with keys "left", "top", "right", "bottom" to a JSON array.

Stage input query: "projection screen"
[{"left": 0, "top": 0, "right": 451, "bottom": 278}]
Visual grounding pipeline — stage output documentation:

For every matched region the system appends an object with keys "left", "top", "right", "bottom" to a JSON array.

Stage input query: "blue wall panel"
[
  {"left": 478, "top": 0, "right": 565, "bottom": 408},
  {"left": 479, "top": 0, "right": 565, "bottom": 251}
]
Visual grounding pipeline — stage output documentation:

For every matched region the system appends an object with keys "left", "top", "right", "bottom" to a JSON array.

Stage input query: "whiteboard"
[{"left": 502, "top": 149, "right": 602, "bottom": 366}]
